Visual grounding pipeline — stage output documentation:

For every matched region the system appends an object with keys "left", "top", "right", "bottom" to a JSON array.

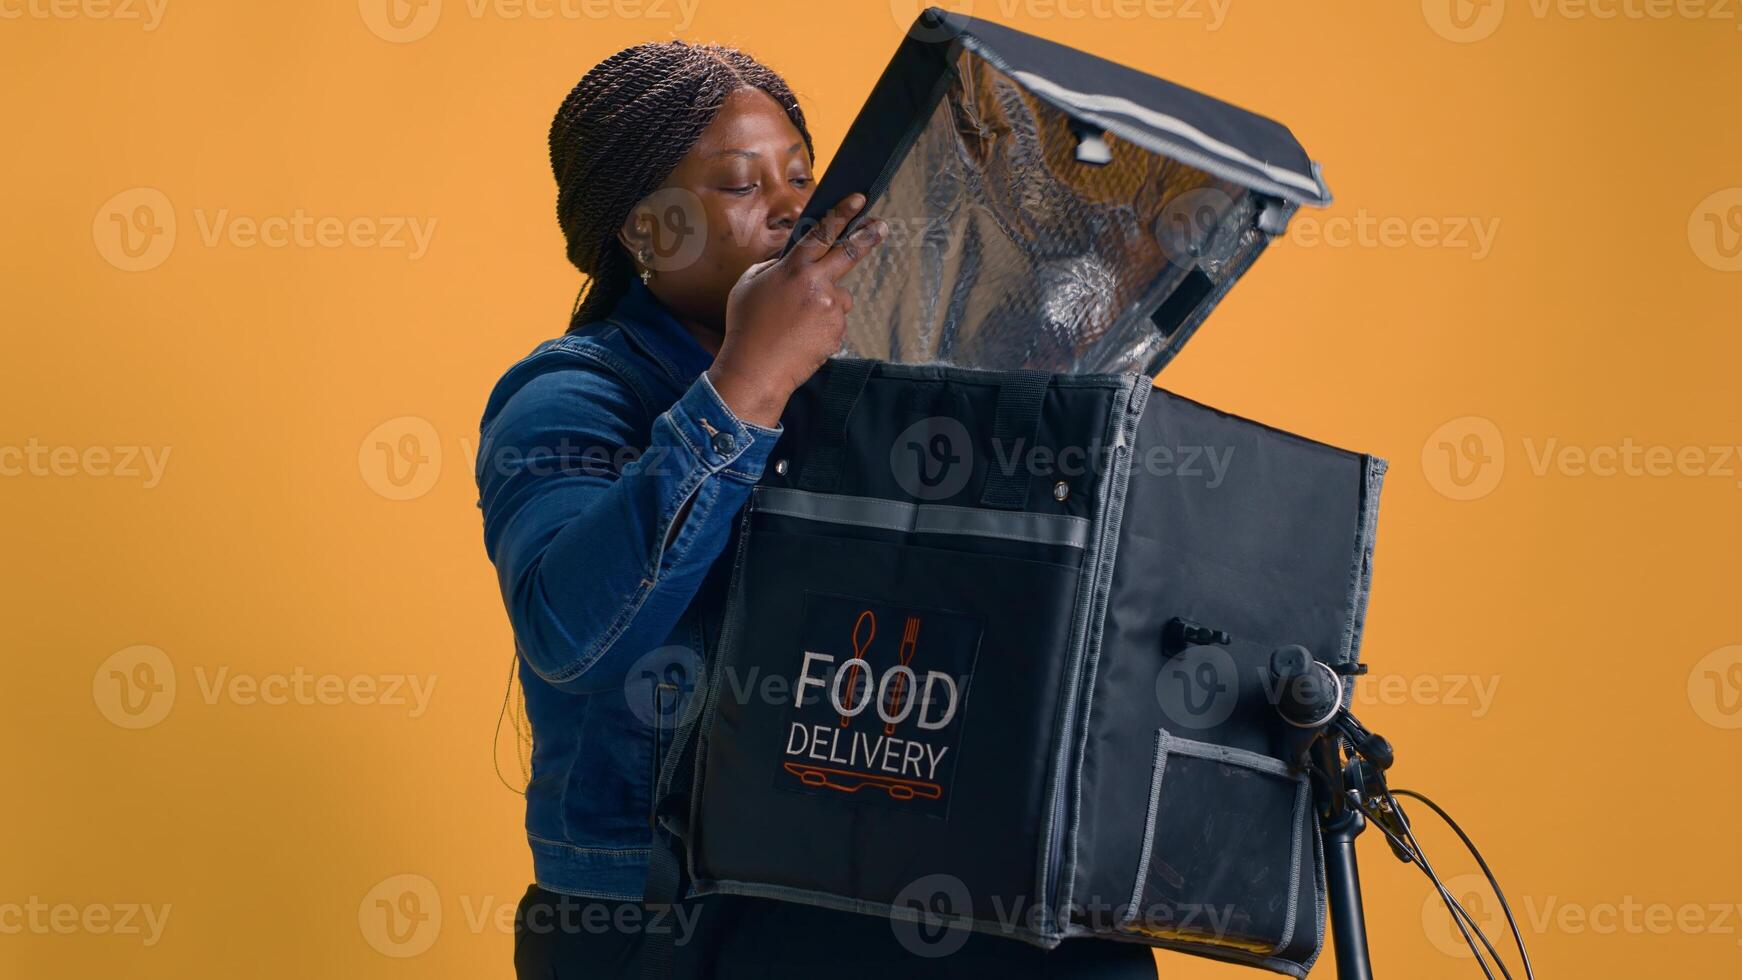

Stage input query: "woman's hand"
[{"left": 707, "top": 193, "right": 887, "bottom": 429}]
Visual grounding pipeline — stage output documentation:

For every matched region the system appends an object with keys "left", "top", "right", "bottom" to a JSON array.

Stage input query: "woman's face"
[{"left": 619, "top": 86, "right": 815, "bottom": 336}]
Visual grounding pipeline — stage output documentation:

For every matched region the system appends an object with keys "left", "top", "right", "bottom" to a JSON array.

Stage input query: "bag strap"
[
  {"left": 640, "top": 534, "right": 741, "bottom": 979},
  {"left": 795, "top": 358, "right": 876, "bottom": 493},
  {"left": 639, "top": 837, "right": 682, "bottom": 980},
  {"left": 978, "top": 370, "right": 1051, "bottom": 510}
]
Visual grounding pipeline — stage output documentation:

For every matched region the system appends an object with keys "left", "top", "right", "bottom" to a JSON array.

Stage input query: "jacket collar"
[{"left": 607, "top": 278, "right": 716, "bottom": 389}]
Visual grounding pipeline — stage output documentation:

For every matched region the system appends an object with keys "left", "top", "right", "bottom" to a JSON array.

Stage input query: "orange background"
[{"left": 4, "top": 0, "right": 1740, "bottom": 977}]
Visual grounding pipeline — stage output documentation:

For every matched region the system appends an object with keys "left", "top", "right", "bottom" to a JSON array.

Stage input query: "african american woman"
[{"left": 475, "top": 40, "right": 1159, "bottom": 980}]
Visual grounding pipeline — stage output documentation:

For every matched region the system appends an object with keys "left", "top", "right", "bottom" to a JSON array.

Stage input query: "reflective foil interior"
[{"left": 837, "top": 48, "right": 1273, "bottom": 377}]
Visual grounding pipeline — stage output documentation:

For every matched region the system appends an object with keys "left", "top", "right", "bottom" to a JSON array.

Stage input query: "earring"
[
  {"left": 640, "top": 267, "right": 653, "bottom": 285},
  {"left": 639, "top": 249, "right": 654, "bottom": 284}
]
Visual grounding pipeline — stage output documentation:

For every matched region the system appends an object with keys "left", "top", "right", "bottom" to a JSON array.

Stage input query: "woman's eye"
[
  {"left": 791, "top": 176, "right": 813, "bottom": 187},
  {"left": 724, "top": 184, "right": 757, "bottom": 195}
]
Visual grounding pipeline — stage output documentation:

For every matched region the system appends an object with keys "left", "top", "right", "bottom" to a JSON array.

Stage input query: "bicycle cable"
[{"left": 1392, "top": 787, "right": 1535, "bottom": 980}]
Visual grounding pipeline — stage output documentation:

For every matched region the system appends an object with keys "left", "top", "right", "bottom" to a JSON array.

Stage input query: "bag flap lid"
[{"left": 789, "top": 7, "right": 1331, "bottom": 376}]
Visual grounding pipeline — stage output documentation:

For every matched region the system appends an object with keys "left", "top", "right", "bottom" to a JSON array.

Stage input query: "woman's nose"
[{"left": 768, "top": 181, "right": 808, "bottom": 229}]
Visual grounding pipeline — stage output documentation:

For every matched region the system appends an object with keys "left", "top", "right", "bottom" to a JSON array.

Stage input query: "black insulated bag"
[
  {"left": 678, "top": 362, "right": 1383, "bottom": 977},
  {"left": 651, "top": 9, "right": 1383, "bottom": 978}
]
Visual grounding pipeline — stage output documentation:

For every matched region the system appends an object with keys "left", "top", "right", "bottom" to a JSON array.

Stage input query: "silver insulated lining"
[{"left": 836, "top": 47, "right": 1269, "bottom": 376}]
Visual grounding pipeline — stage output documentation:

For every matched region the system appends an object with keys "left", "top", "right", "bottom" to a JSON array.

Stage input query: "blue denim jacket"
[{"left": 475, "top": 280, "right": 782, "bottom": 900}]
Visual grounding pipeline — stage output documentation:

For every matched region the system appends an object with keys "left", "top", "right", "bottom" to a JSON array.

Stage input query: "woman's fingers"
[
  {"left": 790, "top": 193, "right": 867, "bottom": 263},
  {"left": 816, "top": 216, "right": 888, "bottom": 282}
]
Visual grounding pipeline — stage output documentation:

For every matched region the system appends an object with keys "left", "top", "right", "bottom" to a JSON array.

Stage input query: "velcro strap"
[{"left": 979, "top": 371, "right": 1050, "bottom": 510}]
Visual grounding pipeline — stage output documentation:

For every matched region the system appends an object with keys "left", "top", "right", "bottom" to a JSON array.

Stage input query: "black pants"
[{"left": 514, "top": 884, "right": 1157, "bottom": 980}]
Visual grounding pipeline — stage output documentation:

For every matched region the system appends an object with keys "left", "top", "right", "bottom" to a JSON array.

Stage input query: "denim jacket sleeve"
[{"left": 477, "top": 352, "right": 781, "bottom": 694}]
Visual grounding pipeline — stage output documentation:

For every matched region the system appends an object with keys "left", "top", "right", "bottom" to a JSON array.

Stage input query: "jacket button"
[{"left": 711, "top": 430, "right": 737, "bottom": 456}]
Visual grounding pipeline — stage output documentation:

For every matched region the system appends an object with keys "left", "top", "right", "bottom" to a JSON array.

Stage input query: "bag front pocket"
[
  {"left": 1118, "top": 729, "right": 1312, "bottom": 959},
  {"left": 692, "top": 494, "right": 1089, "bottom": 934}
]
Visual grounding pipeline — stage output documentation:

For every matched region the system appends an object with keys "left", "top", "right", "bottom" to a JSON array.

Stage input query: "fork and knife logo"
[{"left": 838, "top": 611, "right": 923, "bottom": 734}]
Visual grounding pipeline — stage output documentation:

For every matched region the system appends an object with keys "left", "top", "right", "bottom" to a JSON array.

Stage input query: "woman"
[{"left": 476, "top": 40, "right": 1158, "bottom": 980}]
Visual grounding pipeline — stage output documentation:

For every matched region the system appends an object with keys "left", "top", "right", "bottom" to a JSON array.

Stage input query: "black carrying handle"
[
  {"left": 795, "top": 358, "right": 877, "bottom": 493},
  {"left": 978, "top": 370, "right": 1049, "bottom": 510},
  {"left": 795, "top": 358, "right": 1052, "bottom": 511}
]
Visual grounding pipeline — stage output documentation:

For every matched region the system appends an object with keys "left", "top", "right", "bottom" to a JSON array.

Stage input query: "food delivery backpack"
[{"left": 649, "top": 10, "right": 1384, "bottom": 978}]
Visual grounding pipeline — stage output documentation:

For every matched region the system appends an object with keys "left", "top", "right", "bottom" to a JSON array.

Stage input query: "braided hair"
[{"left": 549, "top": 42, "right": 814, "bottom": 333}]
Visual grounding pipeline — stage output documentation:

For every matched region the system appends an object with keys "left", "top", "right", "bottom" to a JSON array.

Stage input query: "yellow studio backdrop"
[{"left": 3, "top": 1, "right": 1739, "bottom": 977}]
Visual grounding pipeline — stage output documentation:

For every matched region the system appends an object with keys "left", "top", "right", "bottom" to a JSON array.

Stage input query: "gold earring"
[{"left": 639, "top": 249, "right": 654, "bottom": 284}]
